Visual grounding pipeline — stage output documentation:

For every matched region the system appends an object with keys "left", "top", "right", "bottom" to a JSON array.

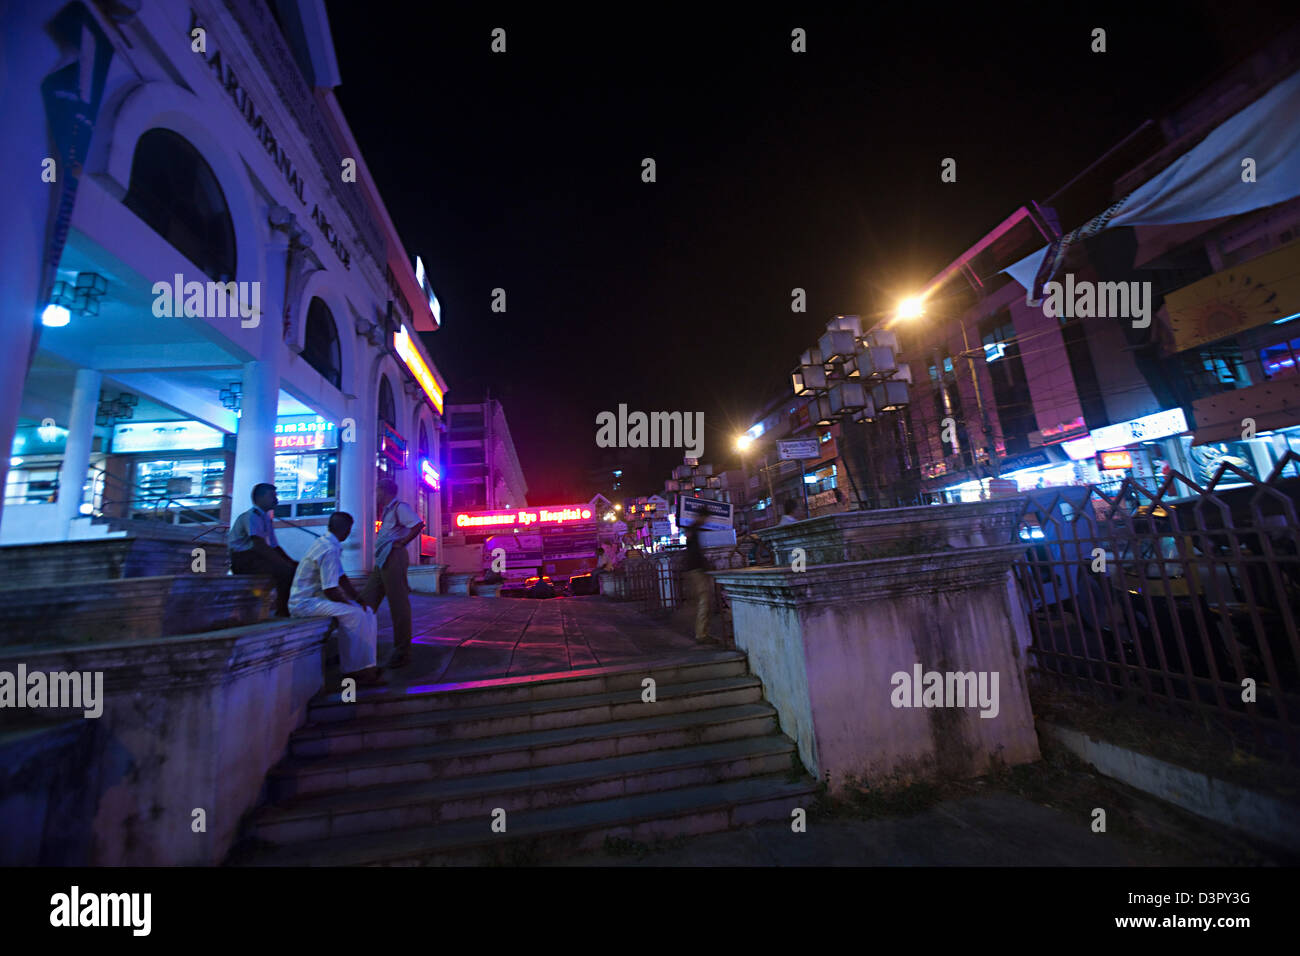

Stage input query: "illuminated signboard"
[
  {"left": 1090, "top": 408, "right": 1189, "bottom": 452},
  {"left": 1100, "top": 450, "right": 1133, "bottom": 470},
  {"left": 273, "top": 415, "right": 337, "bottom": 451},
  {"left": 112, "top": 421, "right": 225, "bottom": 454},
  {"left": 1036, "top": 416, "right": 1089, "bottom": 445},
  {"left": 381, "top": 421, "right": 407, "bottom": 468},
  {"left": 414, "top": 256, "right": 442, "bottom": 326},
  {"left": 421, "top": 459, "right": 440, "bottom": 489},
  {"left": 394, "top": 324, "right": 444, "bottom": 414},
  {"left": 454, "top": 505, "right": 594, "bottom": 529}
]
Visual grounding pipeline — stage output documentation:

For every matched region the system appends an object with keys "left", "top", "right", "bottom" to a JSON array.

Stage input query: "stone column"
[
  {"left": 230, "top": 360, "right": 278, "bottom": 520},
  {"left": 337, "top": 398, "right": 370, "bottom": 576},
  {"left": 55, "top": 367, "right": 102, "bottom": 534},
  {"left": 711, "top": 500, "right": 1039, "bottom": 793}
]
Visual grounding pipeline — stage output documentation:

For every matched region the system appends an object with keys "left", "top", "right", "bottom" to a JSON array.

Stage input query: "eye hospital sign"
[
  {"left": 455, "top": 506, "right": 594, "bottom": 529},
  {"left": 394, "top": 325, "right": 444, "bottom": 414}
]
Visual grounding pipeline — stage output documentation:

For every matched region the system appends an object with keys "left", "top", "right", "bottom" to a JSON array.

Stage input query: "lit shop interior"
[
  {"left": 939, "top": 408, "right": 1300, "bottom": 503},
  {"left": 7, "top": 383, "right": 341, "bottom": 526}
]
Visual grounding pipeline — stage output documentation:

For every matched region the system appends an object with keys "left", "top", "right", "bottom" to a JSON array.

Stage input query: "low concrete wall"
[
  {"left": 714, "top": 541, "right": 1039, "bottom": 792},
  {"left": 0, "top": 618, "right": 328, "bottom": 864},
  {"left": 407, "top": 564, "right": 445, "bottom": 594},
  {"left": 1039, "top": 721, "right": 1300, "bottom": 853}
]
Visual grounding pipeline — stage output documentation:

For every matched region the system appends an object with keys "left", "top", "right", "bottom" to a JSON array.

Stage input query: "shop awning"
[{"left": 1004, "top": 67, "right": 1300, "bottom": 304}]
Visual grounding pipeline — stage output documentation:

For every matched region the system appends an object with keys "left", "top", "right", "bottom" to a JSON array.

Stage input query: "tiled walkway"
[{"left": 369, "top": 594, "right": 703, "bottom": 687}]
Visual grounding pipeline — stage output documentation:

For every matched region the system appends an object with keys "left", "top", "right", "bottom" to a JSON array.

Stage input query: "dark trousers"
[
  {"left": 231, "top": 549, "right": 297, "bottom": 616},
  {"left": 360, "top": 545, "right": 412, "bottom": 650}
]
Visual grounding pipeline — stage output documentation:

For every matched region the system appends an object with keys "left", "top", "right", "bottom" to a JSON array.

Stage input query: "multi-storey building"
[{"left": 0, "top": 0, "right": 448, "bottom": 573}]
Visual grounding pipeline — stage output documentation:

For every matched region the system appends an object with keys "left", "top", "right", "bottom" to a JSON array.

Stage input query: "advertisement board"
[{"left": 678, "top": 495, "right": 733, "bottom": 529}]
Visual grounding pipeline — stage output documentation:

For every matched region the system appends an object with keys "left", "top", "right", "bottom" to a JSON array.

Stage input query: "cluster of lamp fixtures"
[
  {"left": 95, "top": 391, "right": 138, "bottom": 427},
  {"left": 791, "top": 314, "right": 912, "bottom": 426},
  {"left": 42, "top": 272, "right": 108, "bottom": 327},
  {"left": 219, "top": 382, "right": 243, "bottom": 412}
]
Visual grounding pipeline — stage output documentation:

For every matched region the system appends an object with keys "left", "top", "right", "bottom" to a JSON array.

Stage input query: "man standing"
[
  {"left": 777, "top": 499, "right": 799, "bottom": 525},
  {"left": 361, "top": 477, "right": 424, "bottom": 668},
  {"left": 228, "top": 483, "right": 297, "bottom": 617},
  {"left": 682, "top": 517, "right": 715, "bottom": 645},
  {"left": 289, "top": 513, "right": 383, "bottom": 685}
]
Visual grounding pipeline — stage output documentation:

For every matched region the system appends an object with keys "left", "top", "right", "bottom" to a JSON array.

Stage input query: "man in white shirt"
[
  {"left": 360, "top": 478, "right": 424, "bottom": 669},
  {"left": 289, "top": 512, "right": 383, "bottom": 684},
  {"left": 228, "top": 483, "right": 298, "bottom": 616}
]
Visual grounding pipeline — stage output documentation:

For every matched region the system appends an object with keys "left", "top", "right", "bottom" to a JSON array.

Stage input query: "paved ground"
[{"left": 369, "top": 593, "right": 705, "bottom": 686}]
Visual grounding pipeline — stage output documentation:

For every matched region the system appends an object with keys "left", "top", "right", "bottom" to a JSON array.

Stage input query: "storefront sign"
[
  {"left": 1034, "top": 416, "right": 1089, "bottom": 445},
  {"left": 394, "top": 325, "right": 444, "bottom": 413},
  {"left": 1100, "top": 450, "right": 1133, "bottom": 470},
  {"left": 113, "top": 421, "right": 225, "bottom": 454},
  {"left": 997, "top": 450, "right": 1052, "bottom": 474},
  {"left": 414, "top": 257, "right": 441, "bottom": 326},
  {"left": 420, "top": 459, "right": 440, "bottom": 490},
  {"left": 1165, "top": 240, "right": 1300, "bottom": 353},
  {"left": 778, "top": 438, "right": 820, "bottom": 460},
  {"left": 274, "top": 416, "right": 337, "bottom": 450},
  {"left": 381, "top": 421, "right": 407, "bottom": 467},
  {"left": 455, "top": 505, "right": 594, "bottom": 529},
  {"left": 1090, "top": 408, "right": 1188, "bottom": 451},
  {"left": 679, "top": 495, "right": 733, "bottom": 530}
]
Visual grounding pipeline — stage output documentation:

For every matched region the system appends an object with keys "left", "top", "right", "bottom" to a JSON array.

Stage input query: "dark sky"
[{"left": 327, "top": 2, "right": 1297, "bottom": 502}]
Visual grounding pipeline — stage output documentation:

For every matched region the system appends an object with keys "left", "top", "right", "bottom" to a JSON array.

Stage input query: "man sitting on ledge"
[
  {"left": 288, "top": 512, "right": 384, "bottom": 685},
  {"left": 228, "top": 483, "right": 298, "bottom": 617}
]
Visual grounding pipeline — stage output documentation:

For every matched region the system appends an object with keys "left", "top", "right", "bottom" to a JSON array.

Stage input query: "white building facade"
[{"left": 0, "top": 0, "right": 448, "bottom": 574}]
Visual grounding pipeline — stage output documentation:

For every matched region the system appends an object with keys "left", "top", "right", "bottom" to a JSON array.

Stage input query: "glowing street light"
[
  {"left": 735, "top": 434, "right": 753, "bottom": 452},
  {"left": 897, "top": 296, "right": 925, "bottom": 321}
]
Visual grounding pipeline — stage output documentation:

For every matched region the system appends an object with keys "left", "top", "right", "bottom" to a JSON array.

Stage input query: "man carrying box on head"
[
  {"left": 361, "top": 477, "right": 424, "bottom": 669},
  {"left": 289, "top": 512, "right": 383, "bottom": 685}
]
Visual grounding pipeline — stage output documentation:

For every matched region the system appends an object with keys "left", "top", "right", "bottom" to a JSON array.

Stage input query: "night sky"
[{"left": 327, "top": 3, "right": 1296, "bottom": 502}]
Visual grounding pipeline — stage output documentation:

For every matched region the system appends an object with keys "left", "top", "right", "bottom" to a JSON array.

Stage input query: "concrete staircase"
[{"left": 229, "top": 649, "right": 818, "bottom": 865}]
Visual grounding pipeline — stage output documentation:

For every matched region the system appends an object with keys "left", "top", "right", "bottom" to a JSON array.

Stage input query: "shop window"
[
  {"left": 132, "top": 457, "right": 225, "bottom": 523},
  {"left": 1185, "top": 343, "right": 1251, "bottom": 396},
  {"left": 124, "top": 129, "right": 237, "bottom": 282},
  {"left": 378, "top": 376, "right": 396, "bottom": 429},
  {"left": 303, "top": 299, "right": 342, "bottom": 389},
  {"left": 274, "top": 450, "right": 338, "bottom": 517}
]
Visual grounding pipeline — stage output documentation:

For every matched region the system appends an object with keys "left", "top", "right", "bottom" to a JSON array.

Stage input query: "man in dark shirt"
[{"left": 682, "top": 518, "right": 714, "bottom": 644}]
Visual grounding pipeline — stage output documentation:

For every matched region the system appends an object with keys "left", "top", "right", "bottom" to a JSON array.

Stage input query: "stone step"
[
  {"left": 0, "top": 535, "right": 229, "bottom": 590},
  {"left": 232, "top": 773, "right": 818, "bottom": 865},
  {"left": 0, "top": 573, "right": 272, "bottom": 645},
  {"left": 268, "top": 702, "right": 780, "bottom": 800},
  {"left": 252, "top": 735, "right": 800, "bottom": 844},
  {"left": 290, "top": 675, "right": 764, "bottom": 757},
  {"left": 307, "top": 649, "right": 749, "bottom": 723}
]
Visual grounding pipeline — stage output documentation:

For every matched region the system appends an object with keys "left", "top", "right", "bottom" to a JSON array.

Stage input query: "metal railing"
[
  {"left": 1011, "top": 452, "right": 1300, "bottom": 762},
  {"left": 83, "top": 464, "right": 323, "bottom": 543}
]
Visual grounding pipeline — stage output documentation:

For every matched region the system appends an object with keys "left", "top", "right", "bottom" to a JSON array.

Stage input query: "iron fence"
[{"left": 1012, "top": 452, "right": 1300, "bottom": 762}]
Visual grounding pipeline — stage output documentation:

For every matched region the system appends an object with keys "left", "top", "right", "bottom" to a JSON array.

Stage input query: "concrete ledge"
[
  {"left": 407, "top": 564, "right": 445, "bottom": 594},
  {"left": 0, "top": 618, "right": 331, "bottom": 863},
  {"left": 1039, "top": 720, "right": 1300, "bottom": 853}
]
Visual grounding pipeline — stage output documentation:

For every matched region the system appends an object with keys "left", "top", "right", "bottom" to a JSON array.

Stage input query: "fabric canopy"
[{"left": 1004, "top": 68, "right": 1300, "bottom": 304}]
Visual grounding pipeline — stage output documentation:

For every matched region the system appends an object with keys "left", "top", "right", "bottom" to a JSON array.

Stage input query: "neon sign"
[
  {"left": 381, "top": 421, "right": 407, "bottom": 467},
  {"left": 394, "top": 325, "right": 444, "bottom": 414},
  {"left": 421, "top": 459, "right": 440, "bottom": 490},
  {"left": 274, "top": 416, "right": 336, "bottom": 450},
  {"left": 454, "top": 505, "right": 594, "bottom": 529},
  {"left": 1100, "top": 450, "right": 1133, "bottom": 470}
]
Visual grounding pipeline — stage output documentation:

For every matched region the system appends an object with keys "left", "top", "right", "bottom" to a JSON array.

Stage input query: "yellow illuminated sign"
[{"left": 394, "top": 325, "right": 444, "bottom": 414}]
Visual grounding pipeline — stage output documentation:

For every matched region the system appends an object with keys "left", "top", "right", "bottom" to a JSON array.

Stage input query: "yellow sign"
[
  {"left": 394, "top": 325, "right": 444, "bottom": 414},
  {"left": 1165, "top": 240, "right": 1300, "bottom": 353}
]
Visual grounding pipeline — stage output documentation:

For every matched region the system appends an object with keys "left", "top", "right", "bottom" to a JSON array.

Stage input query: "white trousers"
[{"left": 289, "top": 597, "right": 378, "bottom": 673}]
